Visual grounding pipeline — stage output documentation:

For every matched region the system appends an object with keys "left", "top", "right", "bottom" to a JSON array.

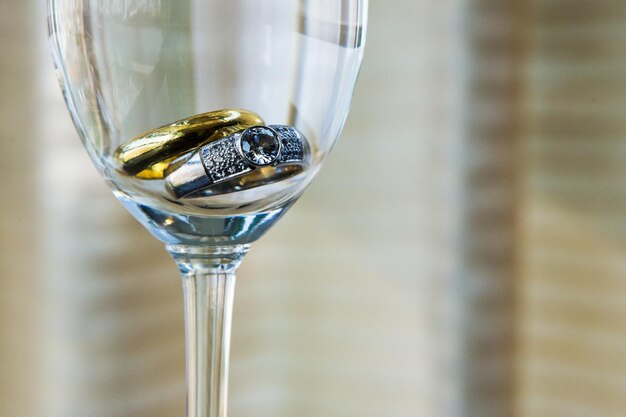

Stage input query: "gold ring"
[{"left": 114, "top": 109, "right": 264, "bottom": 179}]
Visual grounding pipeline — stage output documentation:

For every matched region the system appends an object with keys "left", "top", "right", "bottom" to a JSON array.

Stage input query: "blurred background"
[{"left": 2, "top": 0, "right": 626, "bottom": 416}]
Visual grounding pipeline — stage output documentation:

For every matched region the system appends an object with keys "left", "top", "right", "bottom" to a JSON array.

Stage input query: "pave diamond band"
[{"left": 164, "top": 125, "right": 309, "bottom": 198}]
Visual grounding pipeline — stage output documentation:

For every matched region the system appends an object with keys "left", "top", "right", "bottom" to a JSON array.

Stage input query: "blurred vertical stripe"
[
  {"left": 519, "top": 1, "right": 626, "bottom": 417},
  {"left": 0, "top": 1, "right": 43, "bottom": 416},
  {"left": 461, "top": 1, "right": 525, "bottom": 417}
]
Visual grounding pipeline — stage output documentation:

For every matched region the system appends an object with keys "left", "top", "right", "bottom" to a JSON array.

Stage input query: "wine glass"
[{"left": 47, "top": 1, "right": 367, "bottom": 416}]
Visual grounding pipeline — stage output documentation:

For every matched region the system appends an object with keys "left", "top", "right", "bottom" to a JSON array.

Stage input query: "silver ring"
[{"left": 164, "top": 125, "right": 310, "bottom": 199}]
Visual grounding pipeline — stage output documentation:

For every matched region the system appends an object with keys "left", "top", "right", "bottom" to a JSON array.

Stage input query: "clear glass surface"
[
  {"left": 49, "top": 0, "right": 367, "bottom": 245},
  {"left": 48, "top": 1, "right": 367, "bottom": 416}
]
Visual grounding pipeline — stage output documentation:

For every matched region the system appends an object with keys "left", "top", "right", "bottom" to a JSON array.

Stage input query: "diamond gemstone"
[{"left": 239, "top": 126, "right": 280, "bottom": 166}]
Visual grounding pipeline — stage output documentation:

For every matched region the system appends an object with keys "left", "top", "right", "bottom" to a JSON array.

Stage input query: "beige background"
[{"left": 2, "top": 1, "right": 626, "bottom": 417}]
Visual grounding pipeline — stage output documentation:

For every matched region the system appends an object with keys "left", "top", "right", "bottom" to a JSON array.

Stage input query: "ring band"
[
  {"left": 164, "top": 125, "right": 309, "bottom": 198},
  {"left": 114, "top": 109, "right": 264, "bottom": 179}
]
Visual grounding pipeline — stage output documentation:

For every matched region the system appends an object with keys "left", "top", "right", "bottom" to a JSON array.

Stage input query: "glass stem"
[{"left": 166, "top": 244, "right": 250, "bottom": 417}]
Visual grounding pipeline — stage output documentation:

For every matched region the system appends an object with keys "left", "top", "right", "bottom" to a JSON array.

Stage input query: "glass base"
[{"left": 116, "top": 192, "right": 290, "bottom": 246}]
